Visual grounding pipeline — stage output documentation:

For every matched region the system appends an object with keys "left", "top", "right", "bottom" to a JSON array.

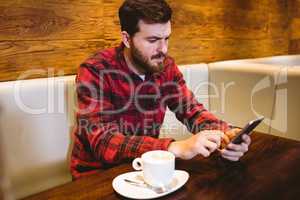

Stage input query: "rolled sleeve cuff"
[{"left": 154, "top": 138, "right": 175, "bottom": 151}]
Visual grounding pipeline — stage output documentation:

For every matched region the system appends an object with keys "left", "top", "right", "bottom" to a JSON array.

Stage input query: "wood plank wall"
[
  {"left": 289, "top": 0, "right": 300, "bottom": 53},
  {"left": 0, "top": 0, "right": 299, "bottom": 82}
]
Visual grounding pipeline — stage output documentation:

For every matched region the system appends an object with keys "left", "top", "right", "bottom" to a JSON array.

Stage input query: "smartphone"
[{"left": 229, "top": 116, "right": 264, "bottom": 145}]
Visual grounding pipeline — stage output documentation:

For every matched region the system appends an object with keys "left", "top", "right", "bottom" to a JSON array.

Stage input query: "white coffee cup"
[{"left": 132, "top": 150, "right": 175, "bottom": 187}]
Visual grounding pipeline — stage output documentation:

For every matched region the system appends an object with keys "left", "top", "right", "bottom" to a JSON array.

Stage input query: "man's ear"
[{"left": 121, "top": 31, "right": 131, "bottom": 48}]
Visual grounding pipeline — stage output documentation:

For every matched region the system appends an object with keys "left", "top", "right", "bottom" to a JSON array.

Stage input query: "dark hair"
[{"left": 119, "top": 0, "right": 172, "bottom": 36}]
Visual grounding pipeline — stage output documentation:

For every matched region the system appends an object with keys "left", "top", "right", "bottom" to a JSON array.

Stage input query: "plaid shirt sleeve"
[
  {"left": 71, "top": 63, "right": 173, "bottom": 179},
  {"left": 164, "top": 61, "right": 231, "bottom": 134}
]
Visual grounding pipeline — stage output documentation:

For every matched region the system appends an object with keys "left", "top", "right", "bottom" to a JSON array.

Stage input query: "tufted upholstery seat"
[
  {"left": 0, "top": 64, "right": 209, "bottom": 199},
  {"left": 0, "top": 55, "right": 299, "bottom": 199},
  {"left": 208, "top": 55, "right": 300, "bottom": 140}
]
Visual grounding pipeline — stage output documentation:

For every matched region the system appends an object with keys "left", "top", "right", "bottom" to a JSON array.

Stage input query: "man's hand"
[
  {"left": 220, "top": 128, "right": 251, "bottom": 161},
  {"left": 168, "top": 130, "right": 223, "bottom": 159}
]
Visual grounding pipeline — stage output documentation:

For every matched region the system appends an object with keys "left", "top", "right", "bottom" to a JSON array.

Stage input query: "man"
[{"left": 70, "top": 0, "right": 250, "bottom": 179}]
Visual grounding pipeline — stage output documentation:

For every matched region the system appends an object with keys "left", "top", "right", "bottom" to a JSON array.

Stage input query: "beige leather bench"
[
  {"left": 208, "top": 62, "right": 279, "bottom": 133},
  {"left": 277, "top": 67, "right": 300, "bottom": 140},
  {"left": 0, "top": 76, "right": 76, "bottom": 199},
  {"left": 1, "top": 56, "right": 299, "bottom": 199},
  {"left": 160, "top": 64, "right": 209, "bottom": 140},
  {"left": 0, "top": 64, "right": 208, "bottom": 199},
  {"left": 209, "top": 55, "right": 300, "bottom": 141}
]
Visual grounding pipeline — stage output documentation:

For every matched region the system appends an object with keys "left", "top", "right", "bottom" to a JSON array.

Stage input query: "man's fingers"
[
  {"left": 204, "top": 140, "right": 218, "bottom": 153},
  {"left": 200, "top": 130, "right": 223, "bottom": 147},
  {"left": 199, "top": 147, "right": 211, "bottom": 157},
  {"left": 207, "top": 134, "right": 222, "bottom": 147},
  {"left": 228, "top": 142, "right": 249, "bottom": 153},
  {"left": 242, "top": 134, "right": 251, "bottom": 145},
  {"left": 227, "top": 143, "right": 248, "bottom": 153},
  {"left": 242, "top": 142, "right": 249, "bottom": 152},
  {"left": 218, "top": 130, "right": 251, "bottom": 161},
  {"left": 221, "top": 149, "right": 244, "bottom": 157}
]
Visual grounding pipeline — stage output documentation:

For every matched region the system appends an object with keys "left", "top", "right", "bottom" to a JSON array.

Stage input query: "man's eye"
[{"left": 148, "top": 40, "right": 157, "bottom": 43}]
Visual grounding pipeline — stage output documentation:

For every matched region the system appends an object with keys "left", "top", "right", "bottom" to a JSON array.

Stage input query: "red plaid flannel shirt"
[{"left": 70, "top": 44, "right": 230, "bottom": 179}]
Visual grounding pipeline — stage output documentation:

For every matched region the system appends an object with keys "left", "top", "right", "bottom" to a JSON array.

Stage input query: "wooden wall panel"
[
  {"left": 169, "top": 0, "right": 269, "bottom": 40},
  {"left": 289, "top": 0, "right": 300, "bottom": 54},
  {"left": 0, "top": 0, "right": 103, "bottom": 40},
  {"left": 0, "top": 0, "right": 298, "bottom": 82},
  {"left": 168, "top": 0, "right": 289, "bottom": 64},
  {"left": 0, "top": 39, "right": 104, "bottom": 81},
  {"left": 0, "top": 0, "right": 104, "bottom": 82},
  {"left": 103, "top": 0, "right": 123, "bottom": 48},
  {"left": 170, "top": 38, "right": 289, "bottom": 64}
]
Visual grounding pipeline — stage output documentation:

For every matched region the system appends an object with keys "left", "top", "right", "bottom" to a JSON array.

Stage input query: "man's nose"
[{"left": 158, "top": 40, "right": 168, "bottom": 55}]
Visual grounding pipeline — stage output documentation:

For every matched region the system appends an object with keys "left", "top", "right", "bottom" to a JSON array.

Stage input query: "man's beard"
[{"left": 130, "top": 43, "right": 166, "bottom": 74}]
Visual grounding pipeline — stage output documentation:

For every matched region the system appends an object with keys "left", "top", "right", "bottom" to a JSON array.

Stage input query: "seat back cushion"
[
  {"left": 270, "top": 67, "right": 300, "bottom": 141},
  {"left": 0, "top": 75, "right": 76, "bottom": 199},
  {"left": 160, "top": 64, "right": 209, "bottom": 140},
  {"left": 208, "top": 62, "right": 280, "bottom": 133}
]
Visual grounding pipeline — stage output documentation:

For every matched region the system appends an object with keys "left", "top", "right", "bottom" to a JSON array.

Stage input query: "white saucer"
[{"left": 112, "top": 170, "right": 189, "bottom": 199}]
